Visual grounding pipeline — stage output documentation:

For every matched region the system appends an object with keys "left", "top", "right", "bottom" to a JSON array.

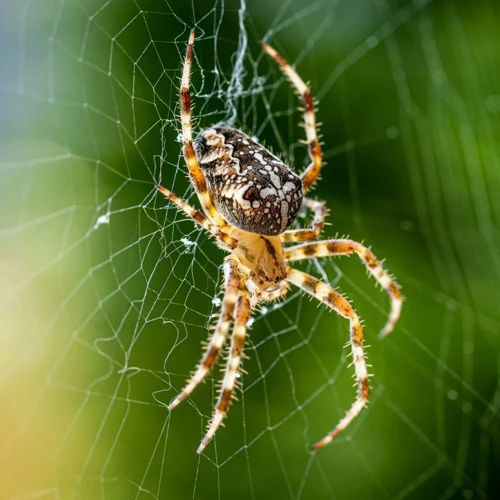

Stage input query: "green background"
[{"left": 0, "top": 0, "right": 499, "bottom": 499}]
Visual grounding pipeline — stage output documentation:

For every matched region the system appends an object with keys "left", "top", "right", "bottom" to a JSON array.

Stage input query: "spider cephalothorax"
[
  {"left": 158, "top": 30, "right": 403, "bottom": 454},
  {"left": 231, "top": 230, "right": 287, "bottom": 288},
  {"left": 196, "top": 127, "right": 303, "bottom": 235}
]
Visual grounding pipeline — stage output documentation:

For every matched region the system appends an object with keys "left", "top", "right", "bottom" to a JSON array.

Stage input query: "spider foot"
[
  {"left": 312, "top": 427, "right": 343, "bottom": 450},
  {"left": 168, "top": 395, "right": 184, "bottom": 411},
  {"left": 197, "top": 411, "right": 224, "bottom": 454}
]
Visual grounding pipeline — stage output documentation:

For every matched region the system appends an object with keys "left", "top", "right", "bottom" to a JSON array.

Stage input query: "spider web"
[{"left": 1, "top": 0, "right": 499, "bottom": 498}]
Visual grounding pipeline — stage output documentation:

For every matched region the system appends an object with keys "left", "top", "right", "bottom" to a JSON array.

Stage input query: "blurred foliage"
[{"left": 0, "top": 0, "right": 499, "bottom": 499}]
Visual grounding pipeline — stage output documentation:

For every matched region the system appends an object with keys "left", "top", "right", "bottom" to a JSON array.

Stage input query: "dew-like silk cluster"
[{"left": 196, "top": 127, "right": 303, "bottom": 236}]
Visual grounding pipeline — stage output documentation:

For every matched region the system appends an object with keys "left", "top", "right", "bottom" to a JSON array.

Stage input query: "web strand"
[{"left": 0, "top": 0, "right": 498, "bottom": 499}]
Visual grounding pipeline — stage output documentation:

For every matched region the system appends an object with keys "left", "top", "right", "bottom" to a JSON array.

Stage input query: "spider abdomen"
[{"left": 195, "top": 127, "right": 303, "bottom": 236}]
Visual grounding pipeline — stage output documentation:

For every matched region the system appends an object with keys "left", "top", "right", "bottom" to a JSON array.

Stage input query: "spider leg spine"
[
  {"left": 168, "top": 258, "right": 240, "bottom": 411},
  {"left": 198, "top": 278, "right": 251, "bottom": 454},
  {"left": 284, "top": 239, "right": 402, "bottom": 337},
  {"left": 258, "top": 281, "right": 290, "bottom": 302},
  {"left": 261, "top": 42, "right": 323, "bottom": 193},
  {"left": 157, "top": 185, "right": 237, "bottom": 250},
  {"left": 281, "top": 198, "right": 326, "bottom": 243},
  {"left": 179, "top": 30, "right": 227, "bottom": 226},
  {"left": 286, "top": 268, "right": 370, "bottom": 449}
]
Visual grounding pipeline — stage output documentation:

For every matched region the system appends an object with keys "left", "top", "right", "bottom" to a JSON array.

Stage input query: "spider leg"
[
  {"left": 285, "top": 239, "right": 402, "bottom": 337},
  {"left": 261, "top": 43, "right": 322, "bottom": 193},
  {"left": 256, "top": 281, "right": 290, "bottom": 303},
  {"left": 169, "top": 258, "right": 240, "bottom": 410},
  {"left": 157, "top": 185, "right": 237, "bottom": 250},
  {"left": 281, "top": 198, "right": 326, "bottom": 242},
  {"left": 198, "top": 276, "right": 251, "bottom": 454},
  {"left": 180, "top": 30, "right": 227, "bottom": 226},
  {"left": 286, "top": 268, "right": 369, "bottom": 449}
]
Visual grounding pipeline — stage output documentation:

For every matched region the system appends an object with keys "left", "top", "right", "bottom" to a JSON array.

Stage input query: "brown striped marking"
[
  {"left": 183, "top": 143, "right": 206, "bottom": 190},
  {"left": 168, "top": 258, "right": 240, "bottom": 410},
  {"left": 302, "top": 90, "right": 314, "bottom": 113},
  {"left": 157, "top": 185, "right": 237, "bottom": 250},
  {"left": 302, "top": 244, "right": 318, "bottom": 256},
  {"left": 286, "top": 268, "right": 370, "bottom": 449},
  {"left": 281, "top": 198, "right": 326, "bottom": 243},
  {"left": 180, "top": 88, "right": 191, "bottom": 117},
  {"left": 285, "top": 239, "right": 403, "bottom": 337},
  {"left": 262, "top": 236, "right": 277, "bottom": 259},
  {"left": 197, "top": 280, "right": 251, "bottom": 454},
  {"left": 302, "top": 139, "right": 322, "bottom": 193},
  {"left": 178, "top": 29, "right": 227, "bottom": 227},
  {"left": 186, "top": 37, "right": 194, "bottom": 64},
  {"left": 218, "top": 388, "right": 233, "bottom": 414},
  {"left": 261, "top": 42, "right": 323, "bottom": 193}
]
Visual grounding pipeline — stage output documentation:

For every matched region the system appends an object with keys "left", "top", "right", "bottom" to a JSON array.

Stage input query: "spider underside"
[{"left": 158, "top": 30, "right": 403, "bottom": 454}]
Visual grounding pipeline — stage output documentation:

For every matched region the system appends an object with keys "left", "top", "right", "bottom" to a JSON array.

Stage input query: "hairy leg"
[
  {"left": 198, "top": 278, "right": 251, "bottom": 454},
  {"left": 180, "top": 30, "right": 227, "bottom": 226},
  {"left": 287, "top": 268, "right": 369, "bottom": 449},
  {"left": 281, "top": 198, "right": 326, "bottom": 242},
  {"left": 285, "top": 239, "right": 402, "bottom": 337},
  {"left": 258, "top": 281, "right": 290, "bottom": 302},
  {"left": 157, "top": 185, "right": 237, "bottom": 250},
  {"left": 169, "top": 258, "right": 240, "bottom": 410},
  {"left": 261, "top": 43, "right": 323, "bottom": 192}
]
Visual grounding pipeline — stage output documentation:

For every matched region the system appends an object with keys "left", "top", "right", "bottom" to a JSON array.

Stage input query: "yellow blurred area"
[{"left": 0, "top": 140, "right": 99, "bottom": 497}]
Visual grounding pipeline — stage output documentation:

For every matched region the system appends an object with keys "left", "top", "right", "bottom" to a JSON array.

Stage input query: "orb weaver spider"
[{"left": 158, "top": 30, "right": 402, "bottom": 454}]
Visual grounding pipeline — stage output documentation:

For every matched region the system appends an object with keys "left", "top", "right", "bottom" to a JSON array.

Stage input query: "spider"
[{"left": 158, "top": 30, "right": 402, "bottom": 454}]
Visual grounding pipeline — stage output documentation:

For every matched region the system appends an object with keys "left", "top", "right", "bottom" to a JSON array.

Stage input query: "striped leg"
[
  {"left": 180, "top": 30, "right": 226, "bottom": 226},
  {"left": 157, "top": 185, "right": 237, "bottom": 250},
  {"left": 261, "top": 43, "right": 322, "bottom": 192},
  {"left": 249, "top": 281, "right": 291, "bottom": 310},
  {"left": 284, "top": 239, "right": 402, "bottom": 337},
  {"left": 281, "top": 198, "right": 326, "bottom": 243},
  {"left": 287, "top": 268, "right": 369, "bottom": 450},
  {"left": 169, "top": 258, "right": 240, "bottom": 410},
  {"left": 259, "top": 281, "right": 290, "bottom": 302},
  {"left": 198, "top": 279, "right": 251, "bottom": 454}
]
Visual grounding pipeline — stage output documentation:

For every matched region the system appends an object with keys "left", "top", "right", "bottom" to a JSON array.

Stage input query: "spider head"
[{"left": 196, "top": 127, "right": 303, "bottom": 236}]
